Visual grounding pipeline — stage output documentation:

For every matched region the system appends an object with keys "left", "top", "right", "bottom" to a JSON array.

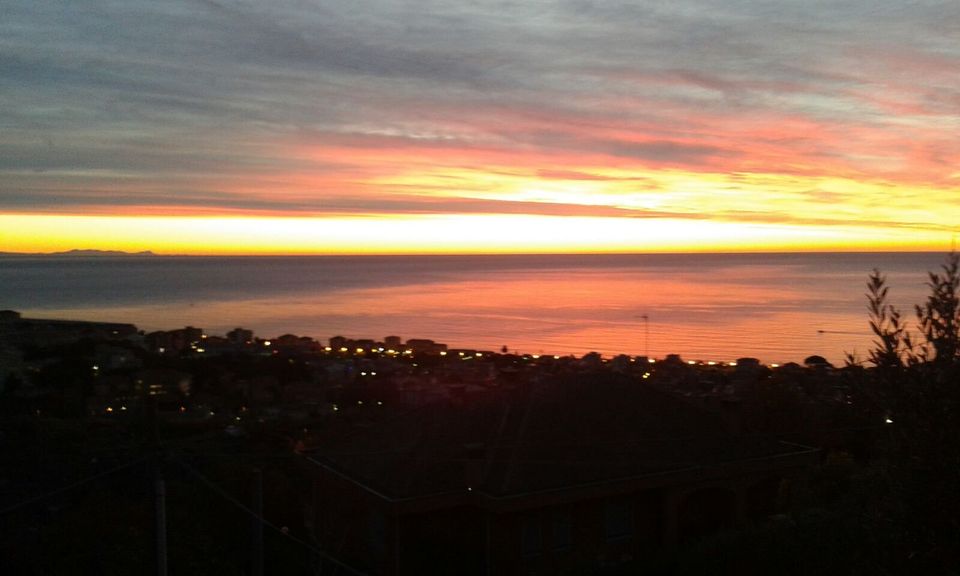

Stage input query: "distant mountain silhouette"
[{"left": 0, "top": 249, "right": 156, "bottom": 257}]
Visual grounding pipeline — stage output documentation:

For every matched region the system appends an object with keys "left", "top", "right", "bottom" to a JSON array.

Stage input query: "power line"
[{"left": 174, "top": 457, "right": 367, "bottom": 576}]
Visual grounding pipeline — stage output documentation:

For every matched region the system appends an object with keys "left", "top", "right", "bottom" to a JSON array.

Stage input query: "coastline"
[{"left": 2, "top": 252, "right": 939, "bottom": 365}]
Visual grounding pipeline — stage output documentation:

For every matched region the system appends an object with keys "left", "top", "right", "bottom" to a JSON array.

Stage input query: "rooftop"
[{"left": 309, "top": 371, "right": 815, "bottom": 500}]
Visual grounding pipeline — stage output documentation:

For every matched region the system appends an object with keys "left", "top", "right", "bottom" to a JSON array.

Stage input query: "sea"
[{"left": 0, "top": 252, "right": 950, "bottom": 364}]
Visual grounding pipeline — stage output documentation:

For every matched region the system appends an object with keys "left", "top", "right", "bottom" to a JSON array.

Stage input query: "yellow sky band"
[{"left": 0, "top": 214, "right": 947, "bottom": 255}]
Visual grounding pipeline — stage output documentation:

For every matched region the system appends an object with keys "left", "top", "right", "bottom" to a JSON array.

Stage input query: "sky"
[{"left": 1, "top": 0, "right": 959, "bottom": 254}]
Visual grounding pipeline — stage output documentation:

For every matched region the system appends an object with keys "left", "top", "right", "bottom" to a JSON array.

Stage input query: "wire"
[
  {"left": 0, "top": 457, "right": 146, "bottom": 517},
  {"left": 174, "top": 457, "right": 368, "bottom": 576}
]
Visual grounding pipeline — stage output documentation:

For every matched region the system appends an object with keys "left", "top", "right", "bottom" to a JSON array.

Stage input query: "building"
[
  {"left": 227, "top": 327, "right": 254, "bottom": 345},
  {"left": 144, "top": 326, "right": 203, "bottom": 354},
  {"left": 0, "top": 310, "right": 138, "bottom": 347},
  {"left": 273, "top": 333, "right": 319, "bottom": 354},
  {"left": 405, "top": 338, "right": 448, "bottom": 355},
  {"left": 306, "top": 372, "right": 818, "bottom": 575}
]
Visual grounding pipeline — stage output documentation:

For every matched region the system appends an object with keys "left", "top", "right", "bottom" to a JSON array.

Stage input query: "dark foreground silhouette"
[{"left": 2, "top": 255, "right": 959, "bottom": 574}]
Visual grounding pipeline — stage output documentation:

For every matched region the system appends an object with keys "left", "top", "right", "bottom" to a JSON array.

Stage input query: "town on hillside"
[{"left": 0, "top": 309, "right": 902, "bottom": 574}]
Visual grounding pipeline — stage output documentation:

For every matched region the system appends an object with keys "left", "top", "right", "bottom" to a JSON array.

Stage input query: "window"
[
  {"left": 521, "top": 516, "right": 542, "bottom": 557},
  {"left": 604, "top": 500, "right": 634, "bottom": 541},
  {"left": 552, "top": 511, "right": 572, "bottom": 550},
  {"left": 366, "top": 510, "right": 386, "bottom": 556}
]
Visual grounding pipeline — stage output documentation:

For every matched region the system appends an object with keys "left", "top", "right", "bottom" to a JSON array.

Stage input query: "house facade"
[{"left": 305, "top": 372, "right": 818, "bottom": 575}]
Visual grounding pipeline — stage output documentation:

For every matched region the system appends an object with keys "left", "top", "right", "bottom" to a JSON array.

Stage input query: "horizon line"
[{"left": 2, "top": 248, "right": 955, "bottom": 257}]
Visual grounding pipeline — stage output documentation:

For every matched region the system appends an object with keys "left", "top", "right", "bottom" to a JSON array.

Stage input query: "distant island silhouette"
[{"left": 0, "top": 249, "right": 156, "bottom": 257}]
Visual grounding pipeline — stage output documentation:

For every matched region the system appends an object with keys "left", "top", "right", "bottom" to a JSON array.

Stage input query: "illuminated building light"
[
  {"left": 357, "top": 400, "right": 363, "bottom": 405},
  {"left": 728, "top": 361, "right": 738, "bottom": 366},
  {"left": 687, "top": 360, "right": 696, "bottom": 365},
  {"left": 324, "top": 346, "right": 332, "bottom": 351},
  {"left": 554, "top": 355, "right": 560, "bottom": 360},
  {"left": 771, "top": 363, "right": 780, "bottom": 368},
  {"left": 371, "top": 372, "right": 377, "bottom": 376},
  {"left": 647, "top": 358, "right": 656, "bottom": 364},
  {"left": 105, "top": 406, "right": 113, "bottom": 412},
  {"left": 458, "top": 351, "right": 464, "bottom": 356},
  {"left": 885, "top": 417, "right": 894, "bottom": 424},
  {"left": 332, "top": 404, "right": 339, "bottom": 411},
  {"left": 356, "top": 347, "right": 365, "bottom": 354},
  {"left": 264, "top": 341, "right": 271, "bottom": 347},
  {"left": 196, "top": 348, "right": 205, "bottom": 353},
  {"left": 377, "top": 401, "right": 382, "bottom": 406},
  {"left": 235, "top": 416, "right": 241, "bottom": 421},
  {"left": 361, "top": 372, "right": 367, "bottom": 376},
  {"left": 92, "top": 365, "right": 99, "bottom": 371},
  {"left": 707, "top": 361, "right": 717, "bottom": 366},
  {"left": 340, "top": 347, "right": 349, "bottom": 352},
  {"left": 440, "top": 351, "right": 447, "bottom": 356},
  {"left": 120, "top": 405, "right": 127, "bottom": 411},
  {"left": 378, "top": 347, "right": 384, "bottom": 352},
  {"left": 180, "top": 406, "right": 186, "bottom": 412},
  {"left": 642, "top": 373, "right": 651, "bottom": 379},
  {"left": 532, "top": 354, "right": 540, "bottom": 359}
]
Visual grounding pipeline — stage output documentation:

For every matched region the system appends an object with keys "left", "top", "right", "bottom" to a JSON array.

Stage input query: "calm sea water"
[{"left": 0, "top": 253, "right": 950, "bottom": 364}]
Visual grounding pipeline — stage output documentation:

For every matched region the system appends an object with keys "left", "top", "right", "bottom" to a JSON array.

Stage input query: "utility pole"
[
  {"left": 147, "top": 396, "right": 168, "bottom": 576},
  {"left": 252, "top": 468, "right": 263, "bottom": 576},
  {"left": 155, "top": 474, "right": 168, "bottom": 576},
  {"left": 641, "top": 314, "right": 650, "bottom": 358}
]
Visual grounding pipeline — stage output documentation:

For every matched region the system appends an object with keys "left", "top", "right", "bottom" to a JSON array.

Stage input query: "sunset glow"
[
  {"left": 0, "top": 213, "right": 950, "bottom": 255},
  {"left": 2, "top": 1, "right": 958, "bottom": 254}
]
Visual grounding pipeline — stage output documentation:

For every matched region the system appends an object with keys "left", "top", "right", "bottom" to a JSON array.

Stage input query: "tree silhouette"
[
  {"left": 865, "top": 268, "right": 909, "bottom": 370},
  {"left": 855, "top": 253, "right": 960, "bottom": 571},
  {"left": 915, "top": 252, "right": 960, "bottom": 364}
]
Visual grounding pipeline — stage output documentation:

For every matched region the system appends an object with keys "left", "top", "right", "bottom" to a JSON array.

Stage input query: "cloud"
[
  {"left": 0, "top": 184, "right": 696, "bottom": 220},
  {"left": 1, "top": 0, "right": 958, "bottom": 232}
]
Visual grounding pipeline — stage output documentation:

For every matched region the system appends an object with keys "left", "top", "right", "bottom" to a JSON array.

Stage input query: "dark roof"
[
  {"left": 310, "top": 372, "right": 807, "bottom": 499},
  {"left": 1, "top": 317, "right": 138, "bottom": 344}
]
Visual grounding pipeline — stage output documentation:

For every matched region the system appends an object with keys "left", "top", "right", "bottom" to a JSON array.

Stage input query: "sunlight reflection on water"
[{"left": 1, "top": 253, "right": 943, "bottom": 364}]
